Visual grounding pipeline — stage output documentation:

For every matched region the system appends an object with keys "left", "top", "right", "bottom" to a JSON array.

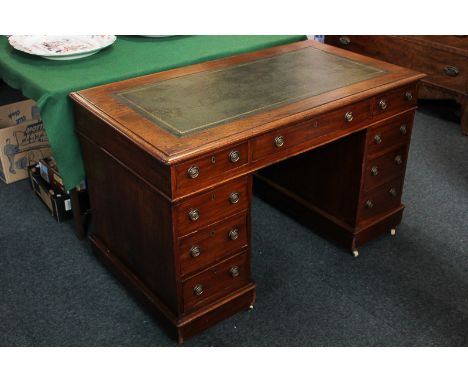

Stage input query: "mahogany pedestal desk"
[{"left": 71, "top": 40, "right": 424, "bottom": 343}]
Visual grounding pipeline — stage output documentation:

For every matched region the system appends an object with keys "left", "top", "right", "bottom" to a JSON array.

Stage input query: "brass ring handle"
[
  {"left": 365, "top": 200, "right": 374, "bottom": 209},
  {"left": 345, "top": 111, "right": 353, "bottom": 122},
  {"left": 394, "top": 155, "right": 403, "bottom": 165},
  {"left": 187, "top": 166, "right": 199, "bottom": 179},
  {"left": 339, "top": 36, "right": 351, "bottom": 45},
  {"left": 230, "top": 266, "right": 240, "bottom": 277},
  {"left": 229, "top": 228, "right": 239, "bottom": 241},
  {"left": 274, "top": 135, "right": 285, "bottom": 148},
  {"left": 389, "top": 188, "right": 397, "bottom": 197},
  {"left": 371, "top": 166, "right": 379, "bottom": 176},
  {"left": 193, "top": 284, "right": 204, "bottom": 296},
  {"left": 229, "top": 192, "right": 240, "bottom": 204},
  {"left": 405, "top": 91, "right": 413, "bottom": 101},
  {"left": 374, "top": 134, "right": 382, "bottom": 144},
  {"left": 229, "top": 150, "right": 240, "bottom": 163},
  {"left": 444, "top": 65, "right": 459, "bottom": 77},
  {"left": 190, "top": 245, "right": 201, "bottom": 258},
  {"left": 378, "top": 99, "right": 388, "bottom": 110},
  {"left": 188, "top": 208, "right": 200, "bottom": 221},
  {"left": 400, "top": 124, "right": 407, "bottom": 135}
]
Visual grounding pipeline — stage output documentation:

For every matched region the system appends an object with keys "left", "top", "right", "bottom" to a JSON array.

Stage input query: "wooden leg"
[
  {"left": 461, "top": 98, "right": 468, "bottom": 136},
  {"left": 70, "top": 188, "right": 86, "bottom": 240}
]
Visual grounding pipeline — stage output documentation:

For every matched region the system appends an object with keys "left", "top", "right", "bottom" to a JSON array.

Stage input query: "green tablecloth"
[{"left": 0, "top": 35, "right": 305, "bottom": 189}]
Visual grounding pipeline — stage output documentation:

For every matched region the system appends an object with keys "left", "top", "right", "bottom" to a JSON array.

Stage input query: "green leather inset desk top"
[{"left": 114, "top": 46, "right": 387, "bottom": 137}]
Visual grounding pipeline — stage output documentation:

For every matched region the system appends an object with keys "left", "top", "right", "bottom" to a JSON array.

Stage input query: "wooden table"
[{"left": 71, "top": 40, "right": 424, "bottom": 343}]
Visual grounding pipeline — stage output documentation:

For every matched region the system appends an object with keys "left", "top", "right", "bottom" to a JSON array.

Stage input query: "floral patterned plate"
[{"left": 8, "top": 35, "right": 117, "bottom": 60}]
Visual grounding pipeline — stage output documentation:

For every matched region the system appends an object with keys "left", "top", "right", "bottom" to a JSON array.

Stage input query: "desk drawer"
[
  {"left": 373, "top": 84, "right": 417, "bottom": 119},
  {"left": 363, "top": 145, "right": 407, "bottom": 191},
  {"left": 327, "top": 35, "right": 466, "bottom": 94},
  {"left": 252, "top": 99, "right": 371, "bottom": 162},
  {"left": 409, "top": 48, "right": 467, "bottom": 94},
  {"left": 174, "top": 176, "right": 249, "bottom": 236},
  {"left": 367, "top": 111, "right": 414, "bottom": 155},
  {"left": 178, "top": 212, "right": 248, "bottom": 276},
  {"left": 394, "top": 41, "right": 467, "bottom": 94},
  {"left": 182, "top": 251, "right": 250, "bottom": 313},
  {"left": 343, "top": 35, "right": 467, "bottom": 94},
  {"left": 359, "top": 177, "right": 404, "bottom": 221},
  {"left": 175, "top": 142, "right": 248, "bottom": 196}
]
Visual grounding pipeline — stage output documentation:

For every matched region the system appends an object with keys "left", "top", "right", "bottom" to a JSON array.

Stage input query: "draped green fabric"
[{"left": 0, "top": 35, "right": 305, "bottom": 189}]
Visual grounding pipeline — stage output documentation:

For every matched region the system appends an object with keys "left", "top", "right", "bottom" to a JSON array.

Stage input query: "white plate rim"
[{"left": 8, "top": 35, "right": 117, "bottom": 58}]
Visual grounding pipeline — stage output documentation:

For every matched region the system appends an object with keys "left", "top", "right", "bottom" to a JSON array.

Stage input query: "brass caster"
[
  {"left": 390, "top": 228, "right": 397, "bottom": 236},
  {"left": 352, "top": 249, "right": 359, "bottom": 258}
]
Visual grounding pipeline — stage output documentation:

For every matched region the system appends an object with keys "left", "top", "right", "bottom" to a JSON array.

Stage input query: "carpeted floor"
[{"left": 0, "top": 102, "right": 467, "bottom": 346}]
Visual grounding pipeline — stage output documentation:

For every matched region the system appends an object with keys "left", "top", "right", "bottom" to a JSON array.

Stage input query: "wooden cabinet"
[
  {"left": 325, "top": 35, "right": 468, "bottom": 135},
  {"left": 71, "top": 40, "right": 423, "bottom": 343}
]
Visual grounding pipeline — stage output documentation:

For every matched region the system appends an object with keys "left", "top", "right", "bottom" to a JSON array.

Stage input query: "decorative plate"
[{"left": 8, "top": 35, "right": 117, "bottom": 60}]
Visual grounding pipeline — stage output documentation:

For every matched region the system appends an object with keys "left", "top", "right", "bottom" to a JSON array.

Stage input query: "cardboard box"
[
  {"left": 0, "top": 116, "right": 52, "bottom": 184},
  {"left": 28, "top": 165, "right": 73, "bottom": 223},
  {"left": 0, "top": 99, "right": 40, "bottom": 128}
]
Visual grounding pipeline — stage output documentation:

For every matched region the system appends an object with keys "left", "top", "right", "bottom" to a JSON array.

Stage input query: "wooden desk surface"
[{"left": 71, "top": 40, "right": 423, "bottom": 164}]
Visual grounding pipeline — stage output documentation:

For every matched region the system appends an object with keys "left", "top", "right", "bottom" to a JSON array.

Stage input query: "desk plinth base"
[
  {"left": 254, "top": 174, "right": 404, "bottom": 255},
  {"left": 89, "top": 235, "right": 256, "bottom": 344}
]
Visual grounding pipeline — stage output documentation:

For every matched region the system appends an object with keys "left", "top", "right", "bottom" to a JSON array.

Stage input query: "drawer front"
[
  {"left": 183, "top": 251, "right": 250, "bottom": 312},
  {"left": 359, "top": 177, "right": 404, "bottom": 221},
  {"left": 175, "top": 143, "right": 248, "bottom": 195},
  {"left": 405, "top": 46, "right": 467, "bottom": 93},
  {"left": 373, "top": 84, "right": 417, "bottom": 119},
  {"left": 178, "top": 213, "right": 248, "bottom": 276},
  {"left": 367, "top": 111, "right": 414, "bottom": 155},
  {"left": 252, "top": 99, "right": 371, "bottom": 162},
  {"left": 174, "top": 177, "right": 249, "bottom": 236},
  {"left": 326, "top": 35, "right": 383, "bottom": 55},
  {"left": 327, "top": 35, "right": 467, "bottom": 94},
  {"left": 363, "top": 146, "right": 408, "bottom": 191}
]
